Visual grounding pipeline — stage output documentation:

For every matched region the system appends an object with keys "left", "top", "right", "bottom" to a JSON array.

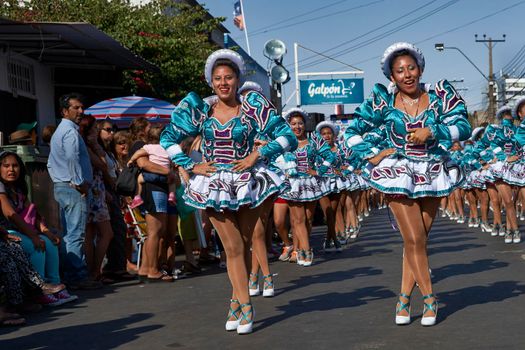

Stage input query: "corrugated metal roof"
[{"left": 0, "top": 18, "right": 158, "bottom": 72}]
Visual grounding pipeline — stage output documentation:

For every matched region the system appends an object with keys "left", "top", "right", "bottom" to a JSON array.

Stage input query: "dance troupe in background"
[{"left": 158, "top": 41, "right": 525, "bottom": 334}]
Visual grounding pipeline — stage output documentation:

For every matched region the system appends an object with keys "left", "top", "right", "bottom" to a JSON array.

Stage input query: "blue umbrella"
[{"left": 85, "top": 96, "right": 175, "bottom": 128}]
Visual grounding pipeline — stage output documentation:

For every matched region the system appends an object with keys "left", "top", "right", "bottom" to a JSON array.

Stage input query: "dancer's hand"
[
  {"left": 253, "top": 139, "right": 268, "bottom": 150},
  {"left": 307, "top": 168, "right": 318, "bottom": 176},
  {"left": 368, "top": 148, "right": 396, "bottom": 166},
  {"left": 232, "top": 151, "right": 259, "bottom": 172},
  {"left": 407, "top": 127, "right": 432, "bottom": 144},
  {"left": 507, "top": 155, "right": 519, "bottom": 163},
  {"left": 193, "top": 161, "right": 216, "bottom": 176}
]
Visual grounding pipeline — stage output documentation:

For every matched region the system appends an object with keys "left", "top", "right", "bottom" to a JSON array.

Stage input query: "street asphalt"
[{"left": 1, "top": 207, "right": 525, "bottom": 350}]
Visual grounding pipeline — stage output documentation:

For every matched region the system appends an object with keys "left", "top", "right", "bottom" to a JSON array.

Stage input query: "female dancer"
[
  {"left": 161, "top": 49, "right": 296, "bottom": 334},
  {"left": 465, "top": 127, "right": 492, "bottom": 233},
  {"left": 471, "top": 106, "right": 520, "bottom": 242},
  {"left": 278, "top": 108, "right": 335, "bottom": 266},
  {"left": 345, "top": 42, "right": 471, "bottom": 326},
  {"left": 316, "top": 121, "right": 349, "bottom": 252},
  {"left": 513, "top": 97, "right": 525, "bottom": 243}
]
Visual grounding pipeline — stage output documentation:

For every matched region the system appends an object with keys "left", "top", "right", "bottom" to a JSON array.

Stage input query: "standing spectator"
[
  {"left": 111, "top": 130, "right": 137, "bottom": 272},
  {"left": 47, "top": 93, "right": 100, "bottom": 290},
  {"left": 79, "top": 115, "right": 114, "bottom": 282},
  {"left": 129, "top": 118, "right": 173, "bottom": 282},
  {"left": 97, "top": 120, "right": 131, "bottom": 281}
]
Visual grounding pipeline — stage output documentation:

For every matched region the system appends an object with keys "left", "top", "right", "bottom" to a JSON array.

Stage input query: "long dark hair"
[{"left": 0, "top": 151, "right": 28, "bottom": 196}]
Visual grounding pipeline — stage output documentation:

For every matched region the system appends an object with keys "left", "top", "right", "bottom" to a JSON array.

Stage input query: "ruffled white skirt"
[
  {"left": 501, "top": 161, "right": 525, "bottom": 186},
  {"left": 364, "top": 156, "right": 464, "bottom": 198},
  {"left": 184, "top": 163, "right": 286, "bottom": 211},
  {"left": 466, "top": 169, "right": 487, "bottom": 189},
  {"left": 279, "top": 176, "right": 329, "bottom": 202},
  {"left": 356, "top": 174, "right": 369, "bottom": 190},
  {"left": 344, "top": 173, "right": 362, "bottom": 192},
  {"left": 321, "top": 175, "right": 351, "bottom": 194}
]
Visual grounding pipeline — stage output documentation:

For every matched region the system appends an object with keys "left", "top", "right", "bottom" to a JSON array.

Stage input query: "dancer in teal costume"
[
  {"left": 161, "top": 49, "right": 297, "bottom": 334},
  {"left": 345, "top": 42, "right": 471, "bottom": 327}
]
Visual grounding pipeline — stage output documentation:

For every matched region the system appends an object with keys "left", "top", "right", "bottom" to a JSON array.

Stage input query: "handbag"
[{"left": 116, "top": 165, "right": 140, "bottom": 197}]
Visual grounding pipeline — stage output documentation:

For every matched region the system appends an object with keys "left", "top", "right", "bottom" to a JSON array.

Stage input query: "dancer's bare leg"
[
  {"left": 487, "top": 184, "right": 502, "bottom": 225},
  {"left": 495, "top": 181, "right": 518, "bottom": 230},
  {"left": 273, "top": 202, "right": 291, "bottom": 246},
  {"left": 390, "top": 197, "right": 437, "bottom": 317},
  {"left": 251, "top": 199, "right": 274, "bottom": 276},
  {"left": 289, "top": 202, "right": 310, "bottom": 251},
  {"left": 465, "top": 190, "right": 478, "bottom": 220}
]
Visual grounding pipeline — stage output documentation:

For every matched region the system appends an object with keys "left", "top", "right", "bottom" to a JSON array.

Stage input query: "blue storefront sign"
[{"left": 299, "top": 78, "right": 364, "bottom": 105}]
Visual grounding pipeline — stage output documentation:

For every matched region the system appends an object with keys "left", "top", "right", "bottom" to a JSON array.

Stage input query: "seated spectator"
[
  {"left": 0, "top": 225, "right": 67, "bottom": 312},
  {"left": 0, "top": 151, "right": 76, "bottom": 305}
]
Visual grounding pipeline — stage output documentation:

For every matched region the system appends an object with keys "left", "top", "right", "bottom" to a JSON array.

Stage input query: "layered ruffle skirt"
[
  {"left": 184, "top": 163, "right": 286, "bottom": 211},
  {"left": 363, "top": 156, "right": 464, "bottom": 198},
  {"left": 279, "top": 176, "right": 329, "bottom": 202},
  {"left": 501, "top": 161, "right": 525, "bottom": 186},
  {"left": 321, "top": 175, "right": 351, "bottom": 194}
]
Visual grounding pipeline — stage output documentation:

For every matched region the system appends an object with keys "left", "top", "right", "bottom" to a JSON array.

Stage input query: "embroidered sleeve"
[
  {"left": 515, "top": 121, "right": 525, "bottom": 154},
  {"left": 345, "top": 83, "right": 389, "bottom": 158},
  {"left": 310, "top": 131, "right": 336, "bottom": 176},
  {"left": 160, "top": 92, "right": 208, "bottom": 170},
  {"left": 472, "top": 124, "right": 496, "bottom": 158},
  {"left": 429, "top": 80, "right": 471, "bottom": 142},
  {"left": 241, "top": 91, "right": 298, "bottom": 159}
]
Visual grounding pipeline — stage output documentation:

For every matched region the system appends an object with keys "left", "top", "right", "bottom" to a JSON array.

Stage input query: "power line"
[
  {"left": 332, "top": 0, "right": 525, "bottom": 70},
  {"left": 249, "top": 0, "right": 351, "bottom": 36},
  {"left": 288, "top": 0, "right": 436, "bottom": 70},
  {"left": 299, "top": 0, "right": 458, "bottom": 71},
  {"left": 500, "top": 43, "right": 525, "bottom": 73},
  {"left": 249, "top": 0, "right": 384, "bottom": 38}
]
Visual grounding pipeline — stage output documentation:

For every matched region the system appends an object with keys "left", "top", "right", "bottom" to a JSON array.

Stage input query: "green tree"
[{"left": 1, "top": 0, "right": 224, "bottom": 101}]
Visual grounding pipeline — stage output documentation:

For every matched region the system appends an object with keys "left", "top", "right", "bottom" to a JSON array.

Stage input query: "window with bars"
[{"left": 7, "top": 59, "right": 35, "bottom": 96}]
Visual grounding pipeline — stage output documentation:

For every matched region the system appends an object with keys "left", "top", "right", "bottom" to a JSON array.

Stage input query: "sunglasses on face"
[{"left": 102, "top": 127, "right": 115, "bottom": 133}]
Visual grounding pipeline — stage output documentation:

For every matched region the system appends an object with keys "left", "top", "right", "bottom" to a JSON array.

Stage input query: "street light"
[
  {"left": 435, "top": 42, "right": 495, "bottom": 123},
  {"left": 434, "top": 43, "right": 488, "bottom": 81},
  {"left": 264, "top": 39, "right": 290, "bottom": 113}
]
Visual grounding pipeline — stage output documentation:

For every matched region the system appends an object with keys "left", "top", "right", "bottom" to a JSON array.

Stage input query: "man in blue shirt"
[{"left": 48, "top": 93, "right": 100, "bottom": 289}]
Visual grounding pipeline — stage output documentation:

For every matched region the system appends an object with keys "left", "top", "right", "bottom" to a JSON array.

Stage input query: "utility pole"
[{"left": 475, "top": 34, "right": 505, "bottom": 124}]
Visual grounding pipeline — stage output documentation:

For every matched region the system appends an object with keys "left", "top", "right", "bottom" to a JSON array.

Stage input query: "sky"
[{"left": 197, "top": 0, "right": 525, "bottom": 116}]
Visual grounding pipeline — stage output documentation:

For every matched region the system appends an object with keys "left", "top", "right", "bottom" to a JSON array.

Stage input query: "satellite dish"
[
  {"left": 264, "top": 39, "right": 287, "bottom": 61},
  {"left": 271, "top": 65, "right": 290, "bottom": 84}
]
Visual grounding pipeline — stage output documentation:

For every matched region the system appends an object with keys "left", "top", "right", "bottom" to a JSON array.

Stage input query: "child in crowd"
[{"left": 127, "top": 126, "right": 176, "bottom": 209}]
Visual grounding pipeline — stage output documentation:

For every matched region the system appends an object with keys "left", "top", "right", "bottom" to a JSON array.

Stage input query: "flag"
[{"left": 233, "top": 1, "right": 244, "bottom": 31}]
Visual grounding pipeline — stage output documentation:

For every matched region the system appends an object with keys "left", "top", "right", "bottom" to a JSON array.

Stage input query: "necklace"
[
  {"left": 401, "top": 95, "right": 419, "bottom": 106},
  {"left": 400, "top": 92, "right": 422, "bottom": 118}
]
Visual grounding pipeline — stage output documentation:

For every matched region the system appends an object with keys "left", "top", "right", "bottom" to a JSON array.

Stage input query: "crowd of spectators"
[{"left": 0, "top": 92, "right": 228, "bottom": 326}]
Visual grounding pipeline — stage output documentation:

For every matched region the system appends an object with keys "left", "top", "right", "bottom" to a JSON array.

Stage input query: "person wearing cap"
[
  {"left": 17, "top": 121, "right": 38, "bottom": 145},
  {"left": 276, "top": 108, "right": 336, "bottom": 265},
  {"left": 469, "top": 105, "right": 521, "bottom": 244},
  {"left": 47, "top": 93, "right": 100, "bottom": 290},
  {"left": 160, "top": 49, "right": 297, "bottom": 334},
  {"left": 8, "top": 130, "right": 34, "bottom": 146},
  {"left": 345, "top": 42, "right": 471, "bottom": 326}
]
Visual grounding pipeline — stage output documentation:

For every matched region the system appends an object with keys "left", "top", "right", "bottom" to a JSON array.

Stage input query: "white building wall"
[{"left": 0, "top": 50, "right": 56, "bottom": 143}]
